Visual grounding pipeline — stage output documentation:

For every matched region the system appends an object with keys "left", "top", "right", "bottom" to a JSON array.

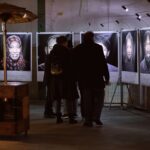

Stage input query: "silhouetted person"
[
  {"left": 47, "top": 36, "right": 77, "bottom": 124},
  {"left": 73, "top": 31, "right": 109, "bottom": 127},
  {"left": 43, "top": 35, "right": 59, "bottom": 118}
]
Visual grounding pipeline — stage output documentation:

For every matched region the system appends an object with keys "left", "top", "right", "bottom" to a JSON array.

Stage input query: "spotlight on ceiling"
[
  {"left": 135, "top": 13, "right": 142, "bottom": 20},
  {"left": 100, "top": 24, "right": 104, "bottom": 27},
  {"left": 115, "top": 20, "right": 119, "bottom": 24},
  {"left": 135, "top": 13, "right": 140, "bottom": 17},
  {"left": 122, "top": 5, "right": 128, "bottom": 12},
  {"left": 137, "top": 17, "right": 141, "bottom": 21},
  {"left": 146, "top": 13, "right": 150, "bottom": 17}
]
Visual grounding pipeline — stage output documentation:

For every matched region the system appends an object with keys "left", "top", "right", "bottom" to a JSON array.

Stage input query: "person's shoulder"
[
  {"left": 94, "top": 42, "right": 103, "bottom": 49},
  {"left": 74, "top": 44, "right": 83, "bottom": 48}
]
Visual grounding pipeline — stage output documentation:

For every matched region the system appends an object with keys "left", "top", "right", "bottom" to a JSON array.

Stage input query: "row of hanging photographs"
[{"left": 0, "top": 29, "right": 150, "bottom": 86}]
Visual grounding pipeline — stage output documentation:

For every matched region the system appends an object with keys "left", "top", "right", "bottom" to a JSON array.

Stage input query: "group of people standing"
[{"left": 43, "top": 31, "right": 110, "bottom": 127}]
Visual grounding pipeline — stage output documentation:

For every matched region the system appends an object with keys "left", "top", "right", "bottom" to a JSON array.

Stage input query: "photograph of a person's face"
[
  {"left": 122, "top": 31, "right": 137, "bottom": 72},
  {"left": 140, "top": 30, "right": 150, "bottom": 74},
  {"left": 94, "top": 32, "right": 118, "bottom": 72},
  {"left": 37, "top": 32, "right": 73, "bottom": 71},
  {"left": 0, "top": 33, "right": 31, "bottom": 71}
]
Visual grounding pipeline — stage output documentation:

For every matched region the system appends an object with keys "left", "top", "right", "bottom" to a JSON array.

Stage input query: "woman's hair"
[
  {"left": 125, "top": 32, "right": 134, "bottom": 60},
  {"left": 7, "top": 35, "right": 22, "bottom": 49},
  {"left": 6, "top": 35, "right": 26, "bottom": 70}
]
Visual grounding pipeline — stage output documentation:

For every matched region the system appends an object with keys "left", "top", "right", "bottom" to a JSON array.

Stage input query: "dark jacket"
[
  {"left": 44, "top": 44, "right": 79, "bottom": 99},
  {"left": 72, "top": 41, "right": 109, "bottom": 89}
]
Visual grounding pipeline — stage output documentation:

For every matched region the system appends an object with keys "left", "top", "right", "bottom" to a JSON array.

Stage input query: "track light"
[
  {"left": 100, "top": 24, "right": 104, "bottom": 27},
  {"left": 137, "top": 17, "right": 141, "bottom": 21},
  {"left": 135, "top": 13, "right": 140, "bottom": 17},
  {"left": 135, "top": 13, "right": 141, "bottom": 18},
  {"left": 135, "top": 13, "right": 142, "bottom": 20},
  {"left": 122, "top": 5, "right": 128, "bottom": 12},
  {"left": 115, "top": 20, "right": 119, "bottom": 24},
  {"left": 146, "top": 13, "right": 150, "bottom": 17}
]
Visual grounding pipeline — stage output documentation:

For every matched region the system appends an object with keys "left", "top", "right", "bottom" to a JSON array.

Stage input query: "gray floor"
[{"left": 0, "top": 104, "right": 150, "bottom": 150}]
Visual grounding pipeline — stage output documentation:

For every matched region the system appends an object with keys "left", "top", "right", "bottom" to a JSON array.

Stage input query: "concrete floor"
[{"left": 0, "top": 104, "right": 150, "bottom": 150}]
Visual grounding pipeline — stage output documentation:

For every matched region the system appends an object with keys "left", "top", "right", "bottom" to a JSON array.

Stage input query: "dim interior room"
[{"left": 0, "top": 0, "right": 150, "bottom": 149}]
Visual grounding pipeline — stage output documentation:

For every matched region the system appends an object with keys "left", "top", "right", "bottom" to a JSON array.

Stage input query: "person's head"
[
  {"left": 125, "top": 32, "right": 134, "bottom": 60},
  {"left": 6, "top": 35, "right": 22, "bottom": 61},
  {"left": 46, "top": 35, "right": 57, "bottom": 54},
  {"left": 83, "top": 31, "right": 94, "bottom": 43},
  {"left": 56, "top": 36, "right": 68, "bottom": 47},
  {"left": 144, "top": 31, "right": 150, "bottom": 61}
]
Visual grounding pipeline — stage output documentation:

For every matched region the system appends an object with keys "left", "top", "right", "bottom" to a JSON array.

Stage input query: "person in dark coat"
[
  {"left": 47, "top": 36, "right": 78, "bottom": 123},
  {"left": 72, "top": 31, "right": 110, "bottom": 127},
  {"left": 43, "top": 54, "right": 55, "bottom": 118},
  {"left": 43, "top": 36, "right": 58, "bottom": 118}
]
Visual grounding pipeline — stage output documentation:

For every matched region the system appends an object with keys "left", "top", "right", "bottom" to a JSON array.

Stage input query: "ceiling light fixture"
[
  {"left": 135, "top": 13, "right": 141, "bottom": 18},
  {"left": 135, "top": 13, "right": 142, "bottom": 20},
  {"left": 146, "top": 13, "right": 150, "bottom": 17},
  {"left": 137, "top": 17, "right": 141, "bottom": 21},
  {"left": 115, "top": 20, "right": 119, "bottom": 24},
  {"left": 122, "top": 5, "right": 128, "bottom": 12},
  {"left": 100, "top": 24, "right": 104, "bottom": 27}
]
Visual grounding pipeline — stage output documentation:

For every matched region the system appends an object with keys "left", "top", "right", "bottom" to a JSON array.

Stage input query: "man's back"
[{"left": 73, "top": 41, "right": 109, "bottom": 88}]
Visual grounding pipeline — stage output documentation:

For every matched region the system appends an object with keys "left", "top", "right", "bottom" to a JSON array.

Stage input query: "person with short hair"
[{"left": 73, "top": 31, "right": 109, "bottom": 127}]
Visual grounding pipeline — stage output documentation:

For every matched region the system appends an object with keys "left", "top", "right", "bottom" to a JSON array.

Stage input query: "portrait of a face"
[
  {"left": 144, "top": 31, "right": 150, "bottom": 61},
  {"left": 93, "top": 32, "right": 118, "bottom": 72},
  {"left": 0, "top": 34, "right": 31, "bottom": 71},
  {"left": 38, "top": 33, "right": 73, "bottom": 71},
  {"left": 140, "top": 30, "right": 150, "bottom": 73},
  {"left": 46, "top": 35, "right": 58, "bottom": 54},
  {"left": 0, "top": 33, "right": 31, "bottom": 82},
  {"left": 122, "top": 31, "right": 137, "bottom": 72},
  {"left": 7, "top": 35, "right": 22, "bottom": 61},
  {"left": 126, "top": 33, "right": 134, "bottom": 60}
]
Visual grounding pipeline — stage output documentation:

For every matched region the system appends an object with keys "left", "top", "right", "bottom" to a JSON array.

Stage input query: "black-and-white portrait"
[
  {"left": 140, "top": 30, "right": 150, "bottom": 73},
  {"left": 37, "top": 32, "right": 73, "bottom": 71},
  {"left": 0, "top": 33, "right": 31, "bottom": 71},
  {"left": 94, "top": 32, "right": 118, "bottom": 72},
  {"left": 122, "top": 31, "right": 137, "bottom": 72}
]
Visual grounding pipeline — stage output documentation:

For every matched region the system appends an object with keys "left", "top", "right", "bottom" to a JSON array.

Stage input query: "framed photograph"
[
  {"left": 121, "top": 30, "right": 139, "bottom": 84},
  {"left": 0, "top": 32, "right": 32, "bottom": 81},
  {"left": 139, "top": 28, "right": 150, "bottom": 86},
  {"left": 36, "top": 32, "right": 74, "bottom": 81}
]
